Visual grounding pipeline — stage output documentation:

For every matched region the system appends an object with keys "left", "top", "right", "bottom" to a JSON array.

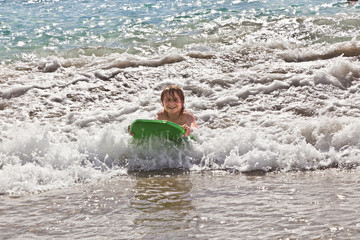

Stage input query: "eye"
[{"left": 165, "top": 98, "right": 179, "bottom": 103}]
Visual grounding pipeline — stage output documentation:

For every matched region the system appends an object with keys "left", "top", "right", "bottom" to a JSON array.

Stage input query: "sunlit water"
[
  {"left": 1, "top": 0, "right": 360, "bottom": 239},
  {"left": 1, "top": 170, "right": 360, "bottom": 239}
]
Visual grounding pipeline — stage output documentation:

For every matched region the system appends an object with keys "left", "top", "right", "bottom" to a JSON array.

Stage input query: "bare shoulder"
[
  {"left": 183, "top": 110, "right": 197, "bottom": 126},
  {"left": 183, "top": 110, "right": 196, "bottom": 120},
  {"left": 156, "top": 110, "right": 167, "bottom": 120}
]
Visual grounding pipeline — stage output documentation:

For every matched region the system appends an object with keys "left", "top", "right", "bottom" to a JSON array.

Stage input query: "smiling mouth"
[{"left": 167, "top": 105, "right": 177, "bottom": 109}]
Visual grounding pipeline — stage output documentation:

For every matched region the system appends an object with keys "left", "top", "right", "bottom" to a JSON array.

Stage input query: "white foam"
[
  {"left": 1, "top": 85, "right": 33, "bottom": 99},
  {"left": 314, "top": 58, "right": 360, "bottom": 89},
  {"left": 215, "top": 95, "right": 239, "bottom": 108},
  {"left": 104, "top": 54, "right": 185, "bottom": 69},
  {"left": 1, "top": 35, "right": 360, "bottom": 194},
  {"left": 280, "top": 38, "right": 360, "bottom": 62}
]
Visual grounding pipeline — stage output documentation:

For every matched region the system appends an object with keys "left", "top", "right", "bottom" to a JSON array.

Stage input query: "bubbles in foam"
[{"left": 1, "top": 1, "right": 360, "bottom": 195}]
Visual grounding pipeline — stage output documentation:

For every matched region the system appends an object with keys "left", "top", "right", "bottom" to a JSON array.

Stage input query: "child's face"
[{"left": 162, "top": 92, "right": 183, "bottom": 115}]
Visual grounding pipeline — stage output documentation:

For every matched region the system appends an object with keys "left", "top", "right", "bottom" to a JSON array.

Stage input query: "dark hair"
[{"left": 160, "top": 85, "right": 185, "bottom": 115}]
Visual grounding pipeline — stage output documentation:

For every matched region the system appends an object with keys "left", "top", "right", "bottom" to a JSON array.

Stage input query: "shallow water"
[
  {"left": 1, "top": 169, "right": 360, "bottom": 239},
  {"left": 1, "top": 0, "right": 360, "bottom": 239},
  {"left": 1, "top": 0, "right": 360, "bottom": 62}
]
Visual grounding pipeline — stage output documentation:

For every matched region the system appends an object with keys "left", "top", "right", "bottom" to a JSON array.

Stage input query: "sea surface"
[{"left": 1, "top": 0, "right": 360, "bottom": 239}]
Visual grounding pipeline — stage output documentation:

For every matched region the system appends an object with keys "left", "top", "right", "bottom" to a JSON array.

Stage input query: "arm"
[{"left": 182, "top": 112, "right": 197, "bottom": 136}]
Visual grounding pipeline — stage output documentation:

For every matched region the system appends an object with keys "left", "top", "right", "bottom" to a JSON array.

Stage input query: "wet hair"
[{"left": 160, "top": 85, "right": 185, "bottom": 115}]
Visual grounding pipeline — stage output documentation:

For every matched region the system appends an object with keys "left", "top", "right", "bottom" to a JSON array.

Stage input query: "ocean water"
[{"left": 1, "top": 0, "right": 360, "bottom": 239}]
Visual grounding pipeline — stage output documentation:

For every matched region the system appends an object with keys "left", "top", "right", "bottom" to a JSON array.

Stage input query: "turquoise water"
[
  {"left": 1, "top": 0, "right": 359, "bottom": 62},
  {"left": 1, "top": 1, "right": 360, "bottom": 239}
]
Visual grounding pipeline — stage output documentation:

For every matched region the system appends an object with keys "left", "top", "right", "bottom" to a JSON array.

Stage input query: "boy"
[{"left": 156, "top": 85, "right": 197, "bottom": 136}]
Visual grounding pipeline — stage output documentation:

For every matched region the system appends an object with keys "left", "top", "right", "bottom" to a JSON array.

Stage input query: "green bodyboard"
[{"left": 130, "top": 119, "right": 185, "bottom": 141}]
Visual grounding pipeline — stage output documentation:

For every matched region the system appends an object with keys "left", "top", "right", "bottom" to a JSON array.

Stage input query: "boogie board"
[{"left": 129, "top": 119, "right": 185, "bottom": 141}]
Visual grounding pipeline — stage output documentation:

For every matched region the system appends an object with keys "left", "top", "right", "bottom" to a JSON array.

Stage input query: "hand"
[
  {"left": 182, "top": 124, "right": 192, "bottom": 137},
  {"left": 128, "top": 125, "right": 134, "bottom": 136}
]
